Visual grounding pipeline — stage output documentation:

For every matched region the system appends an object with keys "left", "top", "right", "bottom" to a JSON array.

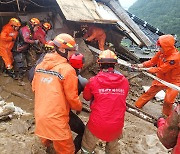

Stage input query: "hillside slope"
[{"left": 129, "top": 0, "right": 180, "bottom": 39}]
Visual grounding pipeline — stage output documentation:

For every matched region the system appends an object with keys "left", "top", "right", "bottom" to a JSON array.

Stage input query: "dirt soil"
[{"left": 0, "top": 63, "right": 170, "bottom": 154}]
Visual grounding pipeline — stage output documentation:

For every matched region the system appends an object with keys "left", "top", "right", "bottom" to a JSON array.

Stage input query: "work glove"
[
  {"left": 34, "top": 40, "right": 39, "bottom": 44},
  {"left": 131, "top": 64, "right": 143, "bottom": 68},
  {"left": 130, "top": 63, "right": 143, "bottom": 72}
]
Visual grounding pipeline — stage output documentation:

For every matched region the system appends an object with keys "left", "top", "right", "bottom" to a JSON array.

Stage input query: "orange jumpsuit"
[
  {"left": 0, "top": 23, "right": 18, "bottom": 69},
  {"left": 83, "top": 26, "right": 106, "bottom": 51},
  {"left": 135, "top": 35, "right": 180, "bottom": 116},
  {"left": 32, "top": 52, "right": 82, "bottom": 154}
]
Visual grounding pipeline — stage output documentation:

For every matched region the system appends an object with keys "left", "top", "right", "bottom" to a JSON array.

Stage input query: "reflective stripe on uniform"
[{"left": 36, "top": 69, "right": 64, "bottom": 80}]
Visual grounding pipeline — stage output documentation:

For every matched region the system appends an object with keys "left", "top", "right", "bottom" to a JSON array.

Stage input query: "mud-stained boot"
[{"left": 5, "top": 69, "right": 17, "bottom": 79}]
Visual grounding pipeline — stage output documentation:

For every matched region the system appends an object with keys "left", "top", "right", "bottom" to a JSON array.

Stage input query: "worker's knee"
[
  {"left": 162, "top": 103, "right": 173, "bottom": 116},
  {"left": 53, "top": 137, "right": 75, "bottom": 154},
  {"left": 164, "top": 90, "right": 178, "bottom": 104},
  {"left": 39, "top": 137, "right": 52, "bottom": 147},
  {"left": 105, "top": 138, "right": 121, "bottom": 154},
  {"left": 81, "top": 126, "right": 98, "bottom": 153}
]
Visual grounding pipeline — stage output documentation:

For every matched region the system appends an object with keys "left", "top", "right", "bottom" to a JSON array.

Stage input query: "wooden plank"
[
  {"left": 108, "top": 0, "right": 153, "bottom": 47},
  {"left": 55, "top": 0, "right": 100, "bottom": 21},
  {"left": 56, "top": 0, "right": 118, "bottom": 23}
]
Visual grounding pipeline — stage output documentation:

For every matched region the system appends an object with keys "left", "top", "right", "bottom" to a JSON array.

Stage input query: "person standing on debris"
[
  {"left": 29, "top": 43, "right": 87, "bottom": 153},
  {"left": 133, "top": 34, "right": 180, "bottom": 116},
  {"left": 81, "top": 50, "right": 129, "bottom": 153},
  {"left": 32, "top": 33, "right": 82, "bottom": 154},
  {"left": 156, "top": 102, "right": 180, "bottom": 154},
  {"left": 0, "top": 18, "right": 21, "bottom": 78},
  {"left": 13, "top": 17, "right": 40, "bottom": 79},
  {"left": 82, "top": 25, "right": 106, "bottom": 51}
]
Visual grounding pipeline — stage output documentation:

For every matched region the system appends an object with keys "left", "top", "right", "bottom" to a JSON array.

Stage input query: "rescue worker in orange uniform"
[
  {"left": 32, "top": 33, "right": 82, "bottom": 154},
  {"left": 0, "top": 18, "right": 21, "bottom": 78},
  {"left": 28, "top": 41, "right": 86, "bottom": 153},
  {"left": 133, "top": 34, "right": 180, "bottom": 116},
  {"left": 82, "top": 25, "right": 106, "bottom": 51}
]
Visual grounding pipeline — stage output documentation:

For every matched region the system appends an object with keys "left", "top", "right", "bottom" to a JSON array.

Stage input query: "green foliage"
[{"left": 129, "top": 0, "right": 180, "bottom": 40}]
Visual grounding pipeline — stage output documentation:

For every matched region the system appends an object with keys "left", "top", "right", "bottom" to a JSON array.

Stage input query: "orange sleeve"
[
  {"left": 148, "top": 59, "right": 178, "bottom": 74},
  {"left": 143, "top": 51, "right": 161, "bottom": 68},
  {"left": 63, "top": 68, "right": 82, "bottom": 111},
  {"left": 0, "top": 26, "right": 13, "bottom": 42}
]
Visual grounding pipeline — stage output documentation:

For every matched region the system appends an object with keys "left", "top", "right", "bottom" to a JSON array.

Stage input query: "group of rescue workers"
[
  {"left": 0, "top": 17, "right": 179, "bottom": 154},
  {"left": 0, "top": 17, "right": 51, "bottom": 80}
]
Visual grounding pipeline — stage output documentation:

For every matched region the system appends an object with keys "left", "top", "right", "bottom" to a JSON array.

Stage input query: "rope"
[{"left": 0, "top": 0, "right": 16, "bottom": 4}]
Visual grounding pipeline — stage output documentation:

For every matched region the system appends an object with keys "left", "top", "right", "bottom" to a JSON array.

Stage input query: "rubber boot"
[
  {"left": 6, "top": 68, "right": 17, "bottom": 79},
  {"left": 162, "top": 102, "right": 173, "bottom": 116}
]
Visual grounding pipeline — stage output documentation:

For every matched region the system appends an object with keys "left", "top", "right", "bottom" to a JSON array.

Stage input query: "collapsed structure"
[{"left": 0, "top": 0, "right": 165, "bottom": 62}]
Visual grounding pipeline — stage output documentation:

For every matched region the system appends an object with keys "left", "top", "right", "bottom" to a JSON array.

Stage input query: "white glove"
[
  {"left": 34, "top": 40, "right": 39, "bottom": 44},
  {"left": 131, "top": 64, "right": 143, "bottom": 68},
  {"left": 137, "top": 64, "right": 143, "bottom": 68}
]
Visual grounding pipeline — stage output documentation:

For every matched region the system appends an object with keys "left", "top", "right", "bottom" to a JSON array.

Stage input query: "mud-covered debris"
[{"left": 0, "top": 98, "right": 31, "bottom": 122}]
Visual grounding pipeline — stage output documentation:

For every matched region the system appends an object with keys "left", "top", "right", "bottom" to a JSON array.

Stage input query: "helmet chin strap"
[{"left": 57, "top": 48, "right": 69, "bottom": 59}]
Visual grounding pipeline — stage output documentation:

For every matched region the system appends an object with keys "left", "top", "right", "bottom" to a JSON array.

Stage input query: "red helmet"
[
  {"left": 53, "top": 33, "right": 78, "bottom": 51},
  {"left": 29, "top": 18, "right": 40, "bottom": 26},
  {"left": 69, "top": 52, "right": 85, "bottom": 69},
  {"left": 97, "top": 49, "right": 117, "bottom": 64}
]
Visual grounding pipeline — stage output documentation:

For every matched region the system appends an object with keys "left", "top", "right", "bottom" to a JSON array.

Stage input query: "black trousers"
[{"left": 69, "top": 111, "right": 85, "bottom": 153}]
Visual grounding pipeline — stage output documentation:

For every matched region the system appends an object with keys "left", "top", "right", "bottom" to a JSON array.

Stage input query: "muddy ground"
[{"left": 0, "top": 62, "right": 170, "bottom": 154}]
